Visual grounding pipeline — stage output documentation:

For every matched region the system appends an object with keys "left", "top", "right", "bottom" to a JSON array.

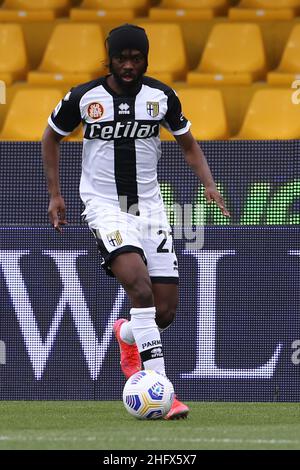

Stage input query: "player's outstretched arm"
[
  {"left": 175, "top": 131, "right": 230, "bottom": 218},
  {"left": 41, "top": 125, "right": 67, "bottom": 233}
]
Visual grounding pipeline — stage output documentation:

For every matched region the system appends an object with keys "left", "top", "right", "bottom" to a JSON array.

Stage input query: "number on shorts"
[{"left": 157, "top": 229, "right": 174, "bottom": 253}]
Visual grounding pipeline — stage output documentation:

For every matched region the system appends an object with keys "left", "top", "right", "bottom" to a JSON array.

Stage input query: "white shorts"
[{"left": 82, "top": 202, "right": 179, "bottom": 283}]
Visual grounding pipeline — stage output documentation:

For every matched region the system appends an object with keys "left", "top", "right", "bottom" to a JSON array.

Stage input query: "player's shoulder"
[
  {"left": 67, "top": 76, "right": 107, "bottom": 101},
  {"left": 142, "top": 76, "right": 175, "bottom": 97}
]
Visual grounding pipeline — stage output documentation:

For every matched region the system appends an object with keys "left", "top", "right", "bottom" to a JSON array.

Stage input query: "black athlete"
[{"left": 42, "top": 24, "right": 230, "bottom": 419}]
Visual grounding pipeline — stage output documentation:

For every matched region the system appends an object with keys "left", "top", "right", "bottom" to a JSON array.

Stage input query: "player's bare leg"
[
  {"left": 112, "top": 252, "right": 167, "bottom": 378},
  {"left": 152, "top": 282, "right": 178, "bottom": 331},
  {"left": 152, "top": 283, "right": 189, "bottom": 420},
  {"left": 112, "top": 252, "right": 189, "bottom": 419}
]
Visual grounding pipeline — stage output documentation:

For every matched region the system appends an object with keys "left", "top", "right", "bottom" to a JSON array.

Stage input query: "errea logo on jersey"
[
  {"left": 118, "top": 103, "right": 130, "bottom": 114},
  {"left": 85, "top": 120, "right": 159, "bottom": 140}
]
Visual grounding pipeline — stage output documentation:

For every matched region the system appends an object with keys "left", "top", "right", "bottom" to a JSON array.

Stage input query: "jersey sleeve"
[
  {"left": 48, "top": 88, "right": 82, "bottom": 136},
  {"left": 163, "top": 89, "right": 191, "bottom": 136}
]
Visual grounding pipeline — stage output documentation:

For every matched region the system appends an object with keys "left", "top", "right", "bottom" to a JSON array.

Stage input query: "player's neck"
[{"left": 106, "top": 74, "right": 142, "bottom": 96}]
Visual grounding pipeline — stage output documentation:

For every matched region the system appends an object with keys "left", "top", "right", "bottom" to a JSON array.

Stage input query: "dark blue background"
[
  {"left": 1, "top": 226, "right": 299, "bottom": 401},
  {"left": 0, "top": 142, "right": 299, "bottom": 401},
  {"left": 0, "top": 140, "right": 298, "bottom": 225}
]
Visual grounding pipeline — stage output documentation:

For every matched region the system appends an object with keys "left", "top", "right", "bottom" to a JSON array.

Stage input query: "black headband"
[{"left": 106, "top": 24, "right": 149, "bottom": 60}]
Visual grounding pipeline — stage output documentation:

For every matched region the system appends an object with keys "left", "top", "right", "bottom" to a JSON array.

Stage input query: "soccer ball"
[{"left": 123, "top": 370, "right": 174, "bottom": 419}]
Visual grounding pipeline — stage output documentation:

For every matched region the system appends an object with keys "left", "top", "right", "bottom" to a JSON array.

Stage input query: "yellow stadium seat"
[
  {"left": 0, "top": 24, "right": 27, "bottom": 85},
  {"left": 187, "top": 23, "right": 266, "bottom": 86},
  {"left": 27, "top": 24, "right": 106, "bottom": 86},
  {"left": 158, "top": 0, "right": 227, "bottom": 8},
  {"left": 160, "top": 89, "right": 229, "bottom": 141},
  {"left": 70, "top": 0, "right": 149, "bottom": 21},
  {"left": 233, "top": 89, "right": 300, "bottom": 139},
  {"left": 268, "top": 25, "right": 300, "bottom": 85},
  {"left": 229, "top": 0, "right": 300, "bottom": 21},
  {"left": 150, "top": 0, "right": 228, "bottom": 21},
  {"left": 139, "top": 23, "right": 187, "bottom": 84},
  {"left": 0, "top": 0, "right": 70, "bottom": 21},
  {"left": 0, "top": 88, "right": 63, "bottom": 140}
]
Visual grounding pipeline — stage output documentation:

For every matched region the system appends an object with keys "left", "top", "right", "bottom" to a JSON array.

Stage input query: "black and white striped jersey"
[{"left": 48, "top": 75, "right": 191, "bottom": 214}]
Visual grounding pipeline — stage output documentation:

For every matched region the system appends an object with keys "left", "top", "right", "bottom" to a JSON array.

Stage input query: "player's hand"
[
  {"left": 204, "top": 185, "right": 230, "bottom": 218},
  {"left": 48, "top": 195, "right": 68, "bottom": 233}
]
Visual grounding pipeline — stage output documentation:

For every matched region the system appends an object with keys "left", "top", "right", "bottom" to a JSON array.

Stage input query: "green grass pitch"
[{"left": 0, "top": 401, "right": 300, "bottom": 450}]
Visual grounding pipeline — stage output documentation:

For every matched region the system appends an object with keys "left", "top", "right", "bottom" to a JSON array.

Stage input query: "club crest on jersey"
[
  {"left": 88, "top": 102, "right": 104, "bottom": 120},
  {"left": 146, "top": 102, "right": 159, "bottom": 118},
  {"left": 106, "top": 230, "right": 123, "bottom": 247}
]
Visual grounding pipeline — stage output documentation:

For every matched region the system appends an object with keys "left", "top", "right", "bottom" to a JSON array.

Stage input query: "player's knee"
[
  {"left": 133, "top": 286, "right": 153, "bottom": 307},
  {"left": 125, "top": 277, "right": 154, "bottom": 307},
  {"left": 155, "top": 305, "right": 176, "bottom": 330}
]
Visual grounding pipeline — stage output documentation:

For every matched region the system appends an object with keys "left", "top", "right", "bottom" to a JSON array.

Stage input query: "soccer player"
[{"left": 42, "top": 24, "right": 230, "bottom": 419}]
